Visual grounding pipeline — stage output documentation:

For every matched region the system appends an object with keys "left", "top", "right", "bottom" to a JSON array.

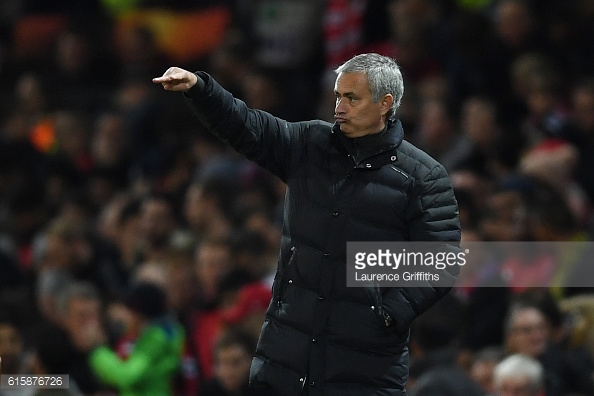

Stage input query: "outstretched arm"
[{"left": 153, "top": 67, "right": 306, "bottom": 182}]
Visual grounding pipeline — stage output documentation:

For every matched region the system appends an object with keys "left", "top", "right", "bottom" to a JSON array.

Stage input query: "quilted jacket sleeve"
[
  {"left": 382, "top": 163, "right": 461, "bottom": 335},
  {"left": 183, "top": 72, "right": 305, "bottom": 182}
]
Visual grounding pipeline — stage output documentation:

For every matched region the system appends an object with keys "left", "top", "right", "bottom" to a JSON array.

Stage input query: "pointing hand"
[{"left": 152, "top": 67, "right": 198, "bottom": 92}]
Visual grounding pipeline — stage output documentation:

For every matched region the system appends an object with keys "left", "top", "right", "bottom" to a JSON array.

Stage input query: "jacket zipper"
[{"left": 277, "top": 246, "right": 297, "bottom": 305}]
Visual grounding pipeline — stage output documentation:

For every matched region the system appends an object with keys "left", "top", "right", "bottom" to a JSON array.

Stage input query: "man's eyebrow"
[{"left": 335, "top": 90, "right": 356, "bottom": 97}]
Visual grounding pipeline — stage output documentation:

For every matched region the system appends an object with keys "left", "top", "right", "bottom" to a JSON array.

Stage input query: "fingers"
[
  {"left": 152, "top": 73, "right": 185, "bottom": 84},
  {"left": 153, "top": 67, "right": 196, "bottom": 91}
]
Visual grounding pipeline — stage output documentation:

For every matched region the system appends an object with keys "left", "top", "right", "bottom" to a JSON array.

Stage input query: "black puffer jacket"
[{"left": 185, "top": 73, "right": 461, "bottom": 396}]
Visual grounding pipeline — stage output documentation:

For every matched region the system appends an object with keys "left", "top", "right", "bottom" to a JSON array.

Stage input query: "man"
[
  {"left": 153, "top": 53, "right": 460, "bottom": 395},
  {"left": 40, "top": 281, "right": 106, "bottom": 394}
]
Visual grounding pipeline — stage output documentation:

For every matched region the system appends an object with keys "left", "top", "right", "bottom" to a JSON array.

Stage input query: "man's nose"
[{"left": 335, "top": 98, "right": 346, "bottom": 114}]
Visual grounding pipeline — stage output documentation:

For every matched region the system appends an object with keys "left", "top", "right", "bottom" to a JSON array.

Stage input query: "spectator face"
[
  {"left": 63, "top": 296, "right": 102, "bottom": 350},
  {"left": 334, "top": 72, "right": 392, "bottom": 138},
  {"left": 0, "top": 323, "right": 24, "bottom": 373},
  {"left": 480, "top": 191, "right": 528, "bottom": 241},
  {"left": 184, "top": 185, "right": 206, "bottom": 229},
  {"left": 194, "top": 243, "right": 232, "bottom": 300},
  {"left": 215, "top": 343, "right": 252, "bottom": 392},
  {"left": 418, "top": 100, "right": 454, "bottom": 153},
  {"left": 140, "top": 199, "right": 175, "bottom": 247},
  {"left": 494, "top": 0, "right": 533, "bottom": 48},
  {"left": 471, "top": 359, "right": 497, "bottom": 394},
  {"left": 462, "top": 98, "right": 498, "bottom": 149},
  {"left": 506, "top": 307, "right": 548, "bottom": 358},
  {"left": 42, "top": 234, "right": 75, "bottom": 270},
  {"left": 92, "top": 114, "right": 128, "bottom": 167}
]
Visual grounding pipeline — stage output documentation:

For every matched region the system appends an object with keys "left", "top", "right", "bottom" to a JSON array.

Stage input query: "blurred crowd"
[{"left": 1, "top": 0, "right": 594, "bottom": 395}]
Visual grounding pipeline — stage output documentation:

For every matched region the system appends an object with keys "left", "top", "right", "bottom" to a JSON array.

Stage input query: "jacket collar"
[{"left": 332, "top": 119, "right": 404, "bottom": 167}]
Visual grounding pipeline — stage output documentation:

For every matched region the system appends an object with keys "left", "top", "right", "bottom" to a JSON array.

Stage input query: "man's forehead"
[{"left": 334, "top": 72, "right": 370, "bottom": 93}]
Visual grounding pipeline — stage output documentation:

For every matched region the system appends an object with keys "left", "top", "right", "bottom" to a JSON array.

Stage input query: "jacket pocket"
[{"left": 370, "top": 287, "right": 395, "bottom": 329}]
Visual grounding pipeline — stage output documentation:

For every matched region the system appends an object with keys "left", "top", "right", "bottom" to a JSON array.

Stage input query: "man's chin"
[{"left": 339, "top": 124, "right": 353, "bottom": 136}]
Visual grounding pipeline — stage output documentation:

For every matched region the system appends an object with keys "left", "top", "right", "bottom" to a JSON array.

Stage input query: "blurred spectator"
[
  {"left": 188, "top": 272, "right": 256, "bottom": 383},
  {"left": 479, "top": 176, "right": 532, "bottom": 241},
  {"left": 35, "top": 281, "right": 106, "bottom": 394},
  {"left": 454, "top": 96, "right": 502, "bottom": 176},
  {"left": 469, "top": 346, "right": 505, "bottom": 395},
  {"left": 220, "top": 282, "right": 271, "bottom": 342},
  {"left": 137, "top": 195, "right": 177, "bottom": 264},
  {"left": 0, "top": 311, "right": 26, "bottom": 375},
  {"left": 566, "top": 77, "right": 594, "bottom": 203},
  {"left": 408, "top": 294, "right": 464, "bottom": 387},
  {"left": 50, "top": 110, "right": 93, "bottom": 180},
  {"left": 227, "top": 228, "right": 274, "bottom": 284},
  {"left": 515, "top": 54, "right": 570, "bottom": 146},
  {"left": 89, "top": 111, "right": 131, "bottom": 196},
  {"left": 184, "top": 179, "right": 234, "bottom": 243},
  {"left": 504, "top": 303, "right": 549, "bottom": 358},
  {"left": 35, "top": 268, "right": 73, "bottom": 325},
  {"left": 88, "top": 282, "right": 184, "bottom": 396},
  {"left": 199, "top": 328, "right": 268, "bottom": 396},
  {"left": 519, "top": 139, "right": 587, "bottom": 224},
  {"left": 504, "top": 301, "right": 594, "bottom": 395},
  {"left": 101, "top": 196, "right": 142, "bottom": 271},
  {"left": 489, "top": 0, "right": 552, "bottom": 129},
  {"left": 414, "top": 98, "right": 465, "bottom": 171},
  {"left": 193, "top": 238, "right": 234, "bottom": 308},
  {"left": 492, "top": 354, "right": 544, "bottom": 396},
  {"left": 35, "top": 216, "right": 127, "bottom": 300}
]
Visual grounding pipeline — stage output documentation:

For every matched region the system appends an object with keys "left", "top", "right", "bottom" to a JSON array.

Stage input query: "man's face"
[
  {"left": 334, "top": 72, "right": 391, "bottom": 138},
  {"left": 506, "top": 308, "right": 548, "bottom": 358}
]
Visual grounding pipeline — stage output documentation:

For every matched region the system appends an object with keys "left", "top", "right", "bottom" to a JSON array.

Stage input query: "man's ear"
[{"left": 381, "top": 94, "right": 394, "bottom": 116}]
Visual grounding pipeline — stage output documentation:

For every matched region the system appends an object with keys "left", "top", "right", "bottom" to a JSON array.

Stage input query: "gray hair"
[
  {"left": 493, "top": 354, "right": 543, "bottom": 393},
  {"left": 335, "top": 53, "right": 404, "bottom": 120}
]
